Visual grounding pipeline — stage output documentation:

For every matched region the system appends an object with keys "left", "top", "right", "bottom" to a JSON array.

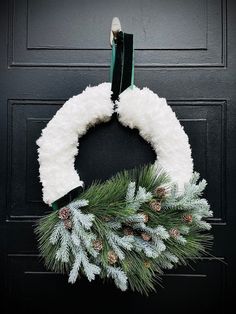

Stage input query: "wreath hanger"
[
  {"left": 110, "top": 17, "right": 134, "bottom": 102},
  {"left": 110, "top": 17, "right": 122, "bottom": 46}
]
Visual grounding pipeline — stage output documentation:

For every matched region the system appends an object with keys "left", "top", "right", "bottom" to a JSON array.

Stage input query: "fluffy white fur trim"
[
  {"left": 37, "top": 83, "right": 193, "bottom": 205},
  {"left": 37, "top": 83, "right": 113, "bottom": 204},
  {"left": 116, "top": 86, "right": 193, "bottom": 191}
]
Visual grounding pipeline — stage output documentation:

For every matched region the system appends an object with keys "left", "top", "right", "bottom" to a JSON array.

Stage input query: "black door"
[{"left": 1, "top": 0, "right": 235, "bottom": 313}]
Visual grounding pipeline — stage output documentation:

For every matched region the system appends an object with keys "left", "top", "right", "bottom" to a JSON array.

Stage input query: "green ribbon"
[
  {"left": 52, "top": 202, "right": 59, "bottom": 211},
  {"left": 109, "top": 38, "right": 134, "bottom": 89}
]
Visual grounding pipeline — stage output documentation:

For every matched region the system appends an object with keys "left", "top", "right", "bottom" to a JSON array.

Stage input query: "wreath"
[
  {"left": 36, "top": 31, "right": 212, "bottom": 295},
  {"left": 36, "top": 83, "right": 212, "bottom": 294}
]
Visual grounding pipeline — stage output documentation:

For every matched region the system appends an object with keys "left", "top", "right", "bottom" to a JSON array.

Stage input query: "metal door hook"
[{"left": 110, "top": 17, "right": 122, "bottom": 46}]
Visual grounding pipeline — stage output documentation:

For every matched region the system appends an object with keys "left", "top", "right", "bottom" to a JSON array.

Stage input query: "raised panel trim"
[
  {"left": 25, "top": 0, "right": 208, "bottom": 51},
  {"left": 6, "top": 99, "right": 227, "bottom": 225},
  {"left": 7, "top": 0, "right": 227, "bottom": 68},
  {"left": 7, "top": 99, "right": 64, "bottom": 221},
  {"left": 26, "top": 117, "right": 50, "bottom": 204},
  {"left": 163, "top": 273, "right": 207, "bottom": 277},
  {"left": 169, "top": 99, "right": 227, "bottom": 225},
  {"left": 7, "top": 253, "right": 225, "bottom": 278}
]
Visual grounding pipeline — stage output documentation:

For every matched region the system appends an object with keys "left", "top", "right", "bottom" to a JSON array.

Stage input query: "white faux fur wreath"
[{"left": 37, "top": 82, "right": 193, "bottom": 205}]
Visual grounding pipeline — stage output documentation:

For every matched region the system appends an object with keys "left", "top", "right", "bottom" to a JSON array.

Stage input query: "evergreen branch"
[{"left": 35, "top": 163, "right": 213, "bottom": 295}]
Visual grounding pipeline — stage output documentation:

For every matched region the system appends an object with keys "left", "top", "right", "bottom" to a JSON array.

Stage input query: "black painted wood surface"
[{"left": 0, "top": 1, "right": 235, "bottom": 313}]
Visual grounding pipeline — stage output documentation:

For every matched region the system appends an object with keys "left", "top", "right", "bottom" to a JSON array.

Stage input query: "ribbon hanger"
[{"left": 110, "top": 17, "right": 134, "bottom": 103}]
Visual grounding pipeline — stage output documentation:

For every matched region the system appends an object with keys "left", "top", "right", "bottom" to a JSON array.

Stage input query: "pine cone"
[
  {"left": 103, "top": 216, "right": 111, "bottom": 222},
  {"left": 141, "top": 232, "right": 151, "bottom": 241},
  {"left": 154, "top": 187, "right": 166, "bottom": 199},
  {"left": 64, "top": 219, "right": 72, "bottom": 230},
  {"left": 144, "top": 260, "right": 151, "bottom": 268},
  {"left": 169, "top": 228, "right": 180, "bottom": 238},
  {"left": 93, "top": 239, "right": 103, "bottom": 251},
  {"left": 149, "top": 200, "right": 161, "bottom": 212},
  {"left": 108, "top": 251, "right": 118, "bottom": 264},
  {"left": 58, "top": 207, "right": 70, "bottom": 220},
  {"left": 140, "top": 212, "right": 149, "bottom": 223},
  {"left": 183, "top": 214, "right": 193, "bottom": 223},
  {"left": 123, "top": 227, "right": 134, "bottom": 236}
]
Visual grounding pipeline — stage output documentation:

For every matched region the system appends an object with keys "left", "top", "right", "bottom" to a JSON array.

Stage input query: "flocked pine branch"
[
  {"left": 133, "top": 237, "right": 163, "bottom": 258},
  {"left": 36, "top": 163, "right": 213, "bottom": 295},
  {"left": 105, "top": 231, "right": 134, "bottom": 260},
  {"left": 125, "top": 182, "right": 152, "bottom": 210},
  {"left": 49, "top": 199, "right": 101, "bottom": 284},
  {"left": 132, "top": 222, "right": 169, "bottom": 240},
  {"left": 162, "top": 172, "right": 212, "bottom": 233},
  {"left": 106, "top": 266, "right": 128, "bottom": 291}
]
